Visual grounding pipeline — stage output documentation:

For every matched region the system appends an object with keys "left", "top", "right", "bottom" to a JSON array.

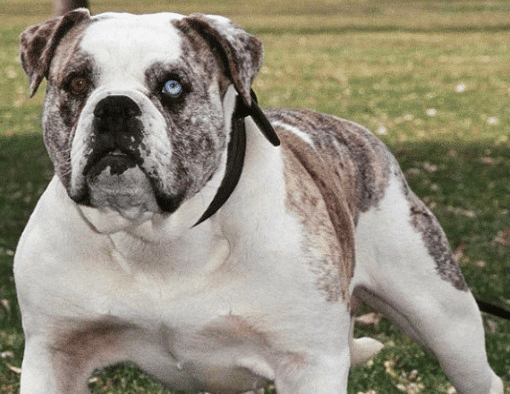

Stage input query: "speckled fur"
[
  {"left": 179, "top": 14, "right": 264, "bottom": 107},
  {"left": 19, "top": 9, "right": 92, "bottom": 96},
  {"left": 280, "top": 129, "right": 353, "bottom": 302},
  {"left": 20, "top": 10, "right": 93, "bottom": 189},
  {"left": 141, "top": 57, "right": 228, "bottom": 204},
  {"left": 405, "top": 186, "right": 468, "bottom": 291},
  {"left": 268, "top": 109, "right": 393, "bottom": 222},
  {"left": 269, "top": 108, "right": 467, "bottom": 292}
]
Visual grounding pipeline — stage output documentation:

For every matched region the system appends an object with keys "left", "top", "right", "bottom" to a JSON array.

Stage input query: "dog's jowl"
[{"left": 15, "top": 9, "right": 504, "bottom": 394}]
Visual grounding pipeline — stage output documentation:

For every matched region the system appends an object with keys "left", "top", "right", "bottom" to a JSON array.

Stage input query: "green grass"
[{"left": 1, "top": 0, "right": 509, "bottom": 393}]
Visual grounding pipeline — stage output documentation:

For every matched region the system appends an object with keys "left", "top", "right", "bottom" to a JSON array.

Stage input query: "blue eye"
[{"left": 162, "top": 80, "right": 183, "bottom": 98}]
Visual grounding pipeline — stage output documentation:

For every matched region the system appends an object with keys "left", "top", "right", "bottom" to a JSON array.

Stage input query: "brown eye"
[{"left": 69, "top": 77, "right": 90, "bottom": 96}]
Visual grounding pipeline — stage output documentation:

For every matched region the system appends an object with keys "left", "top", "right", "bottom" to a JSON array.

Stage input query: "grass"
[{"left": 1, "top": 0, "right": 509, "bottom": 392}]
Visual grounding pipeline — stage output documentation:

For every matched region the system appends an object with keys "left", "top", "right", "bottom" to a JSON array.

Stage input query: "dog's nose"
[
  {"left": 87, "top": 95, "right": 145, "bottom": 179},
  {"left": 93, "top": 95, "right": 142, "bottom": 136},
  {"left": 93, "top": 95, "right": 142, "bottom": 120}
]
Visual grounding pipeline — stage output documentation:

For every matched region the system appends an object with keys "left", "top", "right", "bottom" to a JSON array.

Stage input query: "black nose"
[
  {"left": 93, "top": 95, "right": 142, "bottom": 119},
  {"left": 93, "top": 95, "right": 142, "bottom": 136}
]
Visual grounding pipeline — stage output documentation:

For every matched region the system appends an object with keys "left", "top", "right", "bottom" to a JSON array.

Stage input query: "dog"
[{"left": 15, "top": 9, "right": 504, "bottom": 394}]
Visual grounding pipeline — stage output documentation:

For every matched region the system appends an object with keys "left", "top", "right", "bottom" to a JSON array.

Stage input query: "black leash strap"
[
  {"left": 233, "top": 90, "right": 280, "bottom": 147},
  {"left": 476, "top": 298, "right": 510, "bottom": 321},
  {"left": 247, "top": 90, "right": 280, "bottom": 147},
  {"left": 193, "top": 90, "right": 278, "bottom": 227}
]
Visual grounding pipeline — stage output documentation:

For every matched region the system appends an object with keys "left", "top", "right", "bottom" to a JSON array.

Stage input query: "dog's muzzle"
[{"left": 81, "top": 95, "right": 159, "bottom": 221}]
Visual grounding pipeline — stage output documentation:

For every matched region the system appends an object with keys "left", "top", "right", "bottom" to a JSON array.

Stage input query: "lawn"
[{"left": 0, "top": 0, "right": 509, "bottom": 393}]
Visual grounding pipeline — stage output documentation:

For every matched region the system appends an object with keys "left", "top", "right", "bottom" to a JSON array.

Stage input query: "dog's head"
[{"left": 20, "top": 9, "right": 263, "bottom": 224}]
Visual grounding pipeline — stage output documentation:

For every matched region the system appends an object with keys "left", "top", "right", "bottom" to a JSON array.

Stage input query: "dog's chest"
[
  {"left": 47, "top": 248, "right": 272, "bottom": 391},
  {"left": 43, "top": 226, "right": 306, "bottom": 392},
  {"left": 123, "top": 312, "right": 275, "bottom": 392},
  {"left": 63, "top": 262, "right": 309, "bottom": 393},
  {"left": 16, "top": 176, "right": 348, "bottom": 392}
]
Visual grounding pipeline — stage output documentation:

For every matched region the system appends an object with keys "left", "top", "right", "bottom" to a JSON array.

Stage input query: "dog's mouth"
[{"left": 82, "top": 150, "right": 160, "bottom": 221}]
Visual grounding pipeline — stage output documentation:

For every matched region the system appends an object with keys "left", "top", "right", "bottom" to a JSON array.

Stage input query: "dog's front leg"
[
  {"left": 19, "top": 336, "right": 58, "bottom": 394},
  {"left": 20, "top": 324, "right": 128, "bottom": 394},
  {"left": 274, "top": 351, "right": 350, "bottom": 394},
  {"left": 20, "top": 335, "right": 91, "bottom": 394}
]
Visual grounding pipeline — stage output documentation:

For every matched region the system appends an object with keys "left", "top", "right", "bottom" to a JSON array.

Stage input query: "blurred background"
[{"left": 1, "top": 1, "right": 509, "bottom": 393}]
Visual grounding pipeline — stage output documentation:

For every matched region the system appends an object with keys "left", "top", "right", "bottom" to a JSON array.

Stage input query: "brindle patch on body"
[
  {"left": 280, "top": 131, "right": 351, "bottom": 302},
  {"left": 268, "top": 109, "right": 393, "bottom": 223},
  {"left": 272, "top": 109, "right": 395, "bottom": 302},
  {"left": 405, "top": 186, "right": 469, "bottom": 291},
  {"left": 272, "top": 108, "right": 468, "bottom": 296}
]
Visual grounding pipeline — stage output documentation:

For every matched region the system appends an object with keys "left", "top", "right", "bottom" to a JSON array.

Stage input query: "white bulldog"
[{"left": 15, "top": 9, "right": 503, "bottom": 394}]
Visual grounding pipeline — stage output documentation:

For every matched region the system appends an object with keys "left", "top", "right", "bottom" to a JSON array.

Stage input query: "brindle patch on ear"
[
  {"left": 279, "top": 129, "right": 355, "bottom": 303},
  {"left": 19, "top": 8, "right": 91, "bottom": 96},
  {"left": 176, "top": 14, "right": 263, "bottom": 107}
]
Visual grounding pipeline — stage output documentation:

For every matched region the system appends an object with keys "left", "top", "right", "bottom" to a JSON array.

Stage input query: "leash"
[
  {"left": 193, "top": 90, "right": 279, "bottom": 227},
  {"left": 476, "top": 298, "right": 510, "bottom": 321}
]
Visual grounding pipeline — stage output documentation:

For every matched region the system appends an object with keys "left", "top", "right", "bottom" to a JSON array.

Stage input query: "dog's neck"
[
  {"left": 193, "top": 109, "right": 247, "bottom": 227},
  {"left": 61, "top": 113, "right": 286, "bottom": 280},
  {"left": 193, "top": 90, "right": 279, "bottom": 227}
]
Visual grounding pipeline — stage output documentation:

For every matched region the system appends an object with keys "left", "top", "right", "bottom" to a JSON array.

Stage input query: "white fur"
[
  {"left": 270, "top": 120, "right": 314, "bottom": 146},
  {"left": 81, "top": 13, "right": 185, "bottom": 77}
]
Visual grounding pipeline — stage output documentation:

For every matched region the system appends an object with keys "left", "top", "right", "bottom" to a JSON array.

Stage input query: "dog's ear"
[
  {"left": 182, "top": 14, "right": 263, "bottom": 107},
  {"left": 19, "top": 8, "right": 91, "bottom": 97}
]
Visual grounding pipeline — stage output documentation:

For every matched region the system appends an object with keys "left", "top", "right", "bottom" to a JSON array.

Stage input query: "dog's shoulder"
[
  {"left": 266, "top": 108, "right": 396, "bottom": 219},
  {"left": 262, "top": 108, "right": 397, "bottom": 301}
]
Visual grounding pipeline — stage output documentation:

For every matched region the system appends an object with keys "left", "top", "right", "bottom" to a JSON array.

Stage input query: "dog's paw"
[{"left": 350, "top": 337, "right": 384, "bottom": 366}]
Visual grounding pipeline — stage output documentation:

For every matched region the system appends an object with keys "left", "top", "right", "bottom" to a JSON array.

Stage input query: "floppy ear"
[
  {"left": 182, "top": 14, "right": 264, "bottom": 107},
  {"left": 19, "top": 8, "right": 91, "bottom": 97}
]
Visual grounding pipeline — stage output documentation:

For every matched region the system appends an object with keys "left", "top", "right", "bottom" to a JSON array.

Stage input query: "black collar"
[{"left": 193, "top": 90, "right": 279, "bottom": 227}]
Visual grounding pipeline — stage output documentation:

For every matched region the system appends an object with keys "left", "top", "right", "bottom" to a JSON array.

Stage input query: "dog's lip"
[
  {"left": 83, "top": 148, "right": 141, "bottom": 177},
  {"left": 75, "top": 150, "right": 184, "bottom": 215}
]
